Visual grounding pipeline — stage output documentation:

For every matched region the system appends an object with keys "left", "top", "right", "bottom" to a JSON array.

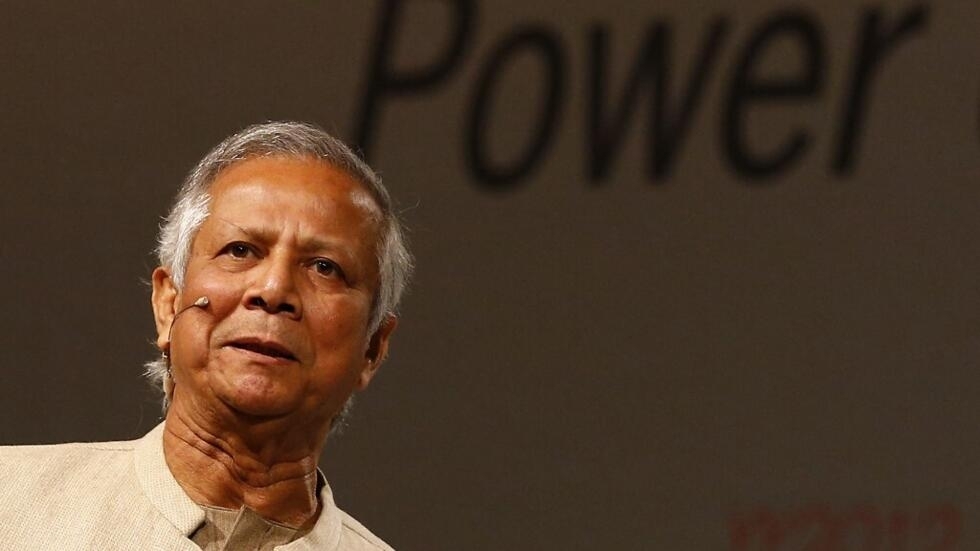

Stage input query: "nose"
[{"left": 243, "top": 254, "right": 302, "bottom": 319}]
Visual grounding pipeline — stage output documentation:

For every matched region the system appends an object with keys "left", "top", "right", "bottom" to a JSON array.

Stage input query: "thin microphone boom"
[{"left": 166, "top": 296, "right": 210, "bottom": 346}]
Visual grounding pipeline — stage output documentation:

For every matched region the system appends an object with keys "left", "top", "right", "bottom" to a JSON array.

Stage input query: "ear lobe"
[
  {"left": 151, "top": 267, "right": 179, "bottom": 351},
  {"left": 358, "top": 315, "right": 398, "bottom": 390}
]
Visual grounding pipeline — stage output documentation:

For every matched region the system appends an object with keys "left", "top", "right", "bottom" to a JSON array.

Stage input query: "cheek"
[
  {"left": 186, "top": 270, "right": 246, "bottom": 315},
  {"left": 171, "top": 274, "right": 244, "bottom": 363},
  {"left": 311, "top": 300, "right": 372, "bottom": 353}
]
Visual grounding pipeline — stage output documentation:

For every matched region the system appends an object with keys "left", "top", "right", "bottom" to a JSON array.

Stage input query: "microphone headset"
[{"left": 163, "top": 296, "right": 210, "bottom": 359}]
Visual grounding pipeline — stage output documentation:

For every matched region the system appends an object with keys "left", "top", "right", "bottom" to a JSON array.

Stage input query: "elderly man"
[{"left": 0, "top": 122, "right": 411, "bottom": 550}]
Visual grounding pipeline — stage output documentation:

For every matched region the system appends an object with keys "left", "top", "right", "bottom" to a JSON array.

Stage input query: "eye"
[
  {"left": 222, "top": 242, "right": 254, "bottom": 259},
  {"left": 311, "top": 258, "right": 343, "bottom": 279}
]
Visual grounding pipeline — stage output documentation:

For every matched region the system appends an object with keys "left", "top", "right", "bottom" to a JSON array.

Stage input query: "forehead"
[
  {"left": 202, "top": 156, "right": 382, "bottom": 257},
  {"left": 209, "top": 155, "right": 378, "bottom": 212}
]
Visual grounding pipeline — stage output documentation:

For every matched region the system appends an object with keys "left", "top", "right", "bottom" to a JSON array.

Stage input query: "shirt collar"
[{"left": 133, "top": 421, "right": 206, "bottom": 535}]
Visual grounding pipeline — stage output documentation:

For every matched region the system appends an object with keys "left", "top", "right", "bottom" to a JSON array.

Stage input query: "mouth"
[{"left": 226, "top": 338, "right": 298, "bottom": 362}]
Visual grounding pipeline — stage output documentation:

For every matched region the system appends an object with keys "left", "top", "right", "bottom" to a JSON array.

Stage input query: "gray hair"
[{"left": 145, "top": 121, "right": 412, "bottom": 414}]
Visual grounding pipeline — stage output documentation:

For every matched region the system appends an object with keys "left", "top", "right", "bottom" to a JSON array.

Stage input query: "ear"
[
  {"left": 358, "top": 315, "right": 398, "bottom": 390},
  {"left": 151, "top": 267, "right": 179, "bottom": 352}
]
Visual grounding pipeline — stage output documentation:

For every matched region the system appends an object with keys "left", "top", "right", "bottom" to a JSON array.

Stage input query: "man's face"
[{"left": 151, "top": 156, "right": 394, "bottom": 430}]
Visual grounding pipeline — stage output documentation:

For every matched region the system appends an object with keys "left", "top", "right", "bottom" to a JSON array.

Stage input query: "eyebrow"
[{"left": 213, "top": 217, "right": 354, "bottom": 258}]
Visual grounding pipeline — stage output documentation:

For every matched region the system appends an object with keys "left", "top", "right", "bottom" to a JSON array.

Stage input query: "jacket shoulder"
[
  {"left": 0, "top": 438, "right": 138, "bottom": 503},
  {"left": 338, "top": 509, "right": 396, "bottom": 551},
  {"left": 0, "top": 438, "right": 136, "bottom": 469},
  {"left": 0, "top": 437, "right": 135, "bottom": 455}
]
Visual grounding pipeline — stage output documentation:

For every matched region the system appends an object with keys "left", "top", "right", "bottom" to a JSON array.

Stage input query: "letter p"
[{"left": 354, "top": 0, "right": 475, "bottom": 158}]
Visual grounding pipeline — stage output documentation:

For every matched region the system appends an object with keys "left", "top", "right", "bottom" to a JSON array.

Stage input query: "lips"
[{"left": 226, "top": 338, "right": 298, "bottom": 362}]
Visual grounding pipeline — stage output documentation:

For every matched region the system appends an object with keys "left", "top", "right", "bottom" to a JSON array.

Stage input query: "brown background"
[{"left": 0, "top": 1, "right": 977, "bottom": 549}]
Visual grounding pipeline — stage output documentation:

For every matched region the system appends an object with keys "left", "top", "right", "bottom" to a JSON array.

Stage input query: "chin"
[
  {"left": 224, "top": 399, "right": 296, "bottom": 418},
  {"left": 215, "top": 376, "right": 300, "bottom": 418}
]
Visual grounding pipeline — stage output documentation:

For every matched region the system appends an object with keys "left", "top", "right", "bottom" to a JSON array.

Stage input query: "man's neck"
[{"left": 162, "top": 406, "right": 323, "bottom": 529}]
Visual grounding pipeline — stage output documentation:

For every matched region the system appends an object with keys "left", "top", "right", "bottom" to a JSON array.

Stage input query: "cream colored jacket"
[{"left": 0, "top": 423, "right": 394, "bottom": 550}]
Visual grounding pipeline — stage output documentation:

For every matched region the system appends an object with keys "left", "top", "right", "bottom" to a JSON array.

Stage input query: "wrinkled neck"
[{"left": 162, "top": 408, "right": 323, "bottom": 528}]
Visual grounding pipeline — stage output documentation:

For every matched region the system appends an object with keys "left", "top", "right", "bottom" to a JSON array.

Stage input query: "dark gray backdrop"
[{"left": 1, "top": 1, "right": 978, "bottom": 549}]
